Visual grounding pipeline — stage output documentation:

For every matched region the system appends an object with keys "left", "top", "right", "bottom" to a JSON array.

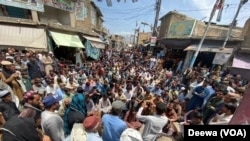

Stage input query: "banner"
[
  {"left": 0, "top": 0, "right": 44, "bottom": 12},
  {"left": 212, "top": 53, "right": 231, "bottom": 65},
  {"left": 216, "top": 0, "right": 225, "bottom": 22}
]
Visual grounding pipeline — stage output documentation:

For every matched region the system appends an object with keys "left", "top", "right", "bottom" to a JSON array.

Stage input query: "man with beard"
[
  {"left": 41, "top": 95, "right": 64, "bottom": 141},
  {"left": 21, "top": 90, "right": 42, "bottom": 115},
  {"left": 0, "top": 60, "right": 24, "bottom": 101},
  {"left": 2, "top": 90, "right": 51, "bottom": 141}
]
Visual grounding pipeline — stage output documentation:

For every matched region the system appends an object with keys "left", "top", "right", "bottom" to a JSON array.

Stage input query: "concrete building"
[
  {"left": 110, "top": 34, "right": 125, "bottom": 50},
  {"left": 0, "top": 0, "right": 107, "bottom": 60},
  {"left": 137, "top": 32, "right": 152, "bottom": 46},
  {"left": 75, "top": 0, "right": 108, "bottom": 36},
  {"left": 230, "top": 18, "right": 250, "bottom": 80},
  {"left": 158, "top": 11, "right": 244, "bottom": 71}
]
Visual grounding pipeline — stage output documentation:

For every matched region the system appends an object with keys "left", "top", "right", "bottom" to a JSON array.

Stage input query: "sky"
[{"left": 94, "top": 0, "right": 250, "bottom": 40}]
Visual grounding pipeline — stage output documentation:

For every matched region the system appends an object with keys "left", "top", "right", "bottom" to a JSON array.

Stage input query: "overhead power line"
[
  {"left": 103, "top": 7, "right": 155, "bottom": 20},
  {"left": 98, "top": 3, "right": 154, "bottom": 11},
  {"left": 101, "top": 7, "right": 155, "bottom": 15}
]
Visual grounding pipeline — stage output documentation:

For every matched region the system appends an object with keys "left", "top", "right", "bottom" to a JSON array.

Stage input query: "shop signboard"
[
  {"left": 168, "top": 20, "right": 196, "bottom": 38},
  {"left": 44, "top": 0, "right": 75, "bottom": 12},
  {"left": 150, "top": 36, "right": 157, "bottom": 46},
  {"left": 0, "top": 0, "right": 44, "bottom": 12},
  {"left": 212, "top": 53, "right": 231, "bottom": 65}
]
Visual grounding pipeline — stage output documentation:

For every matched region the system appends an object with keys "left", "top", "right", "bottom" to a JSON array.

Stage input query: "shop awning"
[
  {"left": 50, "top": 31, "right": 84, "bottom": 48},
  {"left": 232, "top": 52, "right": 250, "bottom": 70},
  {"left": 159, "top": 38, "right": 191, "bottom": 49},
  {"left": 143, "top": 43, "right": 150, "bottom": 47},
  {"left": 83, "top": 35, "right": 105, "bottom": 49},
  {"left": 230, "top": 52, "right": 250, "bottom": 80},
  {"left": 0, "top": 25, "right": 47, "bottom": 49},
  {"left": 184, "top": 45, "right": 233, "bottom": 53}
]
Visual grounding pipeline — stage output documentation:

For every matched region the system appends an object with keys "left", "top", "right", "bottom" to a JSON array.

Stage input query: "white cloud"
[{"left": 190, "top": 0, "right": 217, "bottom": 19}]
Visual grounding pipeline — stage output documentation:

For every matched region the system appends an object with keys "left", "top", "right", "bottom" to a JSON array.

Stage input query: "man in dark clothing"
[
  {"left": 27, "top": 55, "right": 42, "bottom": 81},
  {"left": 165, "top": 58, "right": 174, "bottom": 70},
  {"left": 0, "top": 90, "right": 20, "bottom": 121},
  {"left": 2, "top": 116, "right": 41, "bottom": 141}
]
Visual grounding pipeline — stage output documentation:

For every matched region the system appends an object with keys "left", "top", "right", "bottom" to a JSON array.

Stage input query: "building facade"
[
  {"left": 110, "top": 35, "right": 125, "bottom": 50},
  {"left": 158, "top": 11, "right": 244, "bottom": 71},
  {"left": 137, "top": 32, "right": 152, "bottom": 46},
  {"left": 0, "top": 0, "right": 107, "bottom": 60},
  {"left": 230, "top": 18, "right": 250, "bottom": 80}
]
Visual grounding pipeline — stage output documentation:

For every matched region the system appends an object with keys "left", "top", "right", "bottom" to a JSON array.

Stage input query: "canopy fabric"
[
  {"left": 85, "top": 40, "right": 100, "bottom": 60},
  {"left": 50, "top": 31, "right": 84, "bottom": 48},
  {"left": 0, "top": 25, "right": 47, "bottom": 49},
  {"left": 159, "top": 39, "right": 191, "bottom": 48},
  {"left": 83, "top": 35, "right": 105, "bottom": 49},
  {"left": 184, "top": 45, "right": 233, "bottom": 53},
  {"left": 232, "top": 52, "right": 250, "bottom": 70}
]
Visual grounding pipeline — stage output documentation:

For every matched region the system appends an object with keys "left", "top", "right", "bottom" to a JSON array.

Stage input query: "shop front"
[
  {"left": 230, "top": 50, "right": 250, "bottom": 81},
  {"left": 82, "top": 35, "right": 105, "bottom": 60},
  {"left": 49, "top": 30, "right": 84, "bottom": 63},
  {"left": 0, "top": 24, "right": 47, "bottom": 51},
  {"left": 159, "top": 38, "right": 191, "bottom": 72},
  {"left": 183, "top": 44, "right": 234, "bottom": 71}
]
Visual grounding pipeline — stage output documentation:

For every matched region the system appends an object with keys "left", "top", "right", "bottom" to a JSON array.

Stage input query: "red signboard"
[{"left": 150, "top": 36, "right": 157, "bottom": 46}]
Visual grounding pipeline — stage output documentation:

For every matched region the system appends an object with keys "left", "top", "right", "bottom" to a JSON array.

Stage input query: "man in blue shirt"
[
  {"left": 102, "top": 100, "right": 127, "bottom": 141},
  {"left": 54, "top": 83, "right": 65, "bottom": 101},
  {"left": 186, "top": 79, "right": 210, "bottom": 112}
]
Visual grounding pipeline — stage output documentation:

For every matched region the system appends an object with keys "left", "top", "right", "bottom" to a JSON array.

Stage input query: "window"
[{"left": 6, "top": 6, "right": 27, "bottom": 19}]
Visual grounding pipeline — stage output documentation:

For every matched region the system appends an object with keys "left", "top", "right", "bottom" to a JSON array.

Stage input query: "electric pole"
[
  {"left": 152, "top": 0, "right": 161, "bottom": 37},
  {"left": 133, "top": 29, "right": 136, "bottom": 45},
  {"left": 189, "top": 0, "right": 220, "bottom": 68},
  {"left": 147, "top": 0, "right": 161, "bottom": 55},
  {"left": 133, "top": 28, "right": 140, "bottom": 46},
  {"left": 133, "top": 21, "right": 137, "bottom": 46},
  {"left": 220, "top": 0, "right": 248, "bottom": 49}
]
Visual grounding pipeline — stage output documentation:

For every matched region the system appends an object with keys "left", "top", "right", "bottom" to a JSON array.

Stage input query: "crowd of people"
[{"left": 0, "top": 47, "right": 248, "bottom": 141}]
